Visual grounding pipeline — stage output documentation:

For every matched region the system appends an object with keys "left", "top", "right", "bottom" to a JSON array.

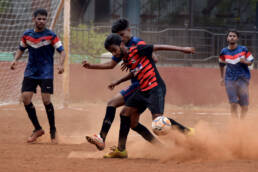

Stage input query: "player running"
[
  {"left": 219, "top": 30, "right": 254, "bottom": 119},
  {"left": 10, "top": 8, "right": 65, "bottom": 143},
  {"left": 102, "top": 33, "right": 195, "bottom": 158}
]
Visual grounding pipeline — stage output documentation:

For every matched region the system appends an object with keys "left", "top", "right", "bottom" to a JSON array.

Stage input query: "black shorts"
[
  {"left": 21, "top": 77, "right": 54, "bottom": 94},
  {"left": 125, "top": 84, "right": 166, "bottom": 114}
]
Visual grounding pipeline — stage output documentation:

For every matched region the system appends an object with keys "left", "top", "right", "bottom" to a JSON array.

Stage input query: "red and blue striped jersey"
[
  {"left": 112, "top": 36, "right": 145, "bottom": 84},
  {"left": 19, "top": 28, "right": 64, "bottom": 79},
  {"left": 219, "top": 45, "right": 254, "bottom": 80},
  {"left": 124, "top": 45, "right": 164, "bottom": 91}
]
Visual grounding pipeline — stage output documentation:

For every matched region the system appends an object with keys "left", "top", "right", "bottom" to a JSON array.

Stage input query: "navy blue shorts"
[
  {"left": 21, "top": 77, "right": 54, "bottom": 94},
  {"left": 120, "top": 82, "right": 140, "bottom": 101},
  {"left": 225, "top": 78, "right": 249, "bottom": 106},
  {"left": 125, "top": 84, "right": 166, "bottom": 115}
]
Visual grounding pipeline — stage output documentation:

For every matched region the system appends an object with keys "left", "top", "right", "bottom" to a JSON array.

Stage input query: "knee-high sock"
[
  {"left": 25, "top": 103, "right": 41, "bottom": 131},
  {"left": 132, "top": 123, "right": 156, "bottom": 142},
  {"left": 44, "top": 103, "right": 56, "bottom": 132},
  {"left": 168, "top": 117, "right": 189, "bottom": 133},
  {"left": 99, "top": 106, "right": 116, "bottom": 141},
  {"left": 118, "top": 115, "right": 130, "bottom": 151}
]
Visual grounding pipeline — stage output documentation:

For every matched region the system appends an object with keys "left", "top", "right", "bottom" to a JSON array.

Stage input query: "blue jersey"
[
  {"left": 112, "top": 36, "right": 145, "bottom": 83},
  {"left": 219, "top": 45, "right": 254, "bottom": 81},
  {"left": 19, "top": 28, "right": 64, "bottom": 79}
]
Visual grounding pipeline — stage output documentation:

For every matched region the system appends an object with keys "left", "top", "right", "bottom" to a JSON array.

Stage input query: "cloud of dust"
[{"left": 128, "top": 114, "right": 258, "bottom": 162}]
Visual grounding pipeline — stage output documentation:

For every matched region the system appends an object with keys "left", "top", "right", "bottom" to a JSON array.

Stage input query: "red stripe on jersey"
[
  {"left": 51, "top": 36, "right": 60, "bottom": 45},
  {"left": 141, "top": 81, "right": 158, "bottom": 91},
  {"left": 137, "top": 41, "right": 146, "bottom": 45},
  {"left": 224, "top": 52, "right": 245, "bottom": 60},
  {"left": 24, "top": 35, "right": 53, "bottom": 43},
  {"left": 219, "top": 55, "right": 225, "bottom": 61},
  {"left": 246, "top": 51, "right": 251, "bottom": 58},
  {"left": 137, "top": 63, "right": 153, "bottom": 80},
  {"left": 140, "top": 70, "right": 156, "bottom": 86}
]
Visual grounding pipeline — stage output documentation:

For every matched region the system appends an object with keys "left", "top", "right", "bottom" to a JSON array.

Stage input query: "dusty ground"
[{"left": 1, "top": 65, "right": 258, "bottom": 172}]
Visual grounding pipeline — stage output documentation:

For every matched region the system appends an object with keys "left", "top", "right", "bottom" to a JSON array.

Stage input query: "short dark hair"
[
  {"left": 104, "top": 33, "right": 122, "bottom": 50},
  {"left": 33, "top": 8, "right": 48, "bottom": 18},
  {"left": 111, "top": 18, "right": 129, "bottom": 33},
  {"left": 226, "top": 29, "right": 240, "bottom": 38}
]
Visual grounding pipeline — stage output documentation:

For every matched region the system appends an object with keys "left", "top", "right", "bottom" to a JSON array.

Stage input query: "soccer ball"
[{"left": 151, "top": 116, "right": 172, "bottom": 135}]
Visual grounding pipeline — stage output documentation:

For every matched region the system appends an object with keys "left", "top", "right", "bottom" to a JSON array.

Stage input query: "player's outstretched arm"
[
  {"left": 57, "top": 50, "right": 65, "bottom": 74},
  {"left": 82, "top": 60, "right": 118, "bottom": 70},
  {"left": 10, "top": 49, "right": 24, "bottom": 70},
  {"left": 153, "top": 45, "right": 195, "bottom": 54},
  {"left": 108, "top": 72, "right": 133, "bottom": 90}
]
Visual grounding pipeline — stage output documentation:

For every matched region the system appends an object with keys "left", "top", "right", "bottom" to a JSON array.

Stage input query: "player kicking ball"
[
  {"left": 10, "top": 9, "right": 65, "bottom": 143},
  {"left": 103, "top": 33, "right": 195, "bottom": 158}
]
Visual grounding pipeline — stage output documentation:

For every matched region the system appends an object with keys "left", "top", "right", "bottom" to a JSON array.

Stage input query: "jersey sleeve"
[
  {"left": 19, "top": 34, "right": 28, "bottom": 51},
  {"left": 137, "top": 44, "right": 153, "bottom": 57},
  {"left": 112, "top": 56, "right": 122, "bottom": 63},
  {"left": 219, "top": 49, "right": 226, "bottom": 67},
  {"left": 243, "top": 46, "right": 254, "bottom": 62},
  {"left": 51, "top": 34, "right": 64, "bottom": 53}
]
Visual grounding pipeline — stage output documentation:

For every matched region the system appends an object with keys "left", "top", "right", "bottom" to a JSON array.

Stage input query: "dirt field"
[{"left": 1, "top": 66, "right": 258, "bottom": 172}]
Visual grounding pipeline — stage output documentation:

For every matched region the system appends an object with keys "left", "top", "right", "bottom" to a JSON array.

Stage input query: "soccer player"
[
  {"left": 10, "top": 9, "right": 65, "bottom": 143},
  {"left": 84, "top": 19, "right": 160, "bottom": 150},
  {"left": 103, "top": 33, "right": 195, "bottom": 158},
  {"left": 219, "top": 30, "right": 254, "bottom": 119}
]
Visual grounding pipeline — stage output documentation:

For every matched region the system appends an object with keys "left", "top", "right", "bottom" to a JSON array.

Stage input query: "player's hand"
[
  {"left": 182, "top": 47, "right": 195, "bottom": 54},
  {"left": 108, "top": 82, "right": 117, "bottom": 90},
  {"left": 10, "top": 61, "right": 17, "bottom": 70},
  {"left": 82, "top": 60, "right": 91, "bottom": 69},
  {"left": 239, "top": 58, "right": 246, "bottom": 63},
  {"left": 57, "top": 65, "right": 64, "bottom": 74},
  {"left": 220, "top": 79, "right": 225, "bottom": 86},
  {"left": 121, "top": 62, "right": 129, "bottom": 71}
]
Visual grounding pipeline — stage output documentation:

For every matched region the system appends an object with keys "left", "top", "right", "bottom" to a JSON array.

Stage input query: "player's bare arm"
[
  {"left": 57, "top": 50, "right": 65, "bottom": 74},
  {"left": 219, "top": 65, "right": 225, "bottom": 86},
  {"left": 82, "top": 59, "right": 118, "bottom": 69},
  {"left": 108, "top": 72, "right": 133, "bottom": 90},
  {"left": 10, "top": 49, "right": 25, "bottom": 70},
  {"left": 153, "top": 45, "right": 195, "bottom": 54}
]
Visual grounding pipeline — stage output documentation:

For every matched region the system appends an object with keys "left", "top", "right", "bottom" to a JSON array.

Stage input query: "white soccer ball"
[{"left": 151, "top": 116, "right": 172, "bottom": 135}]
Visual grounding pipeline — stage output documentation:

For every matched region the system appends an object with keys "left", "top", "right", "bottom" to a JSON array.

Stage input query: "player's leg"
[
  {"left": 237, "top": 78, "right": 249, "bottom": 119},
  {"left": 87, "top": 84, "right": 138, "bottom": 150},
  {"left": 86, "top": 92, "right": 124, "bottom": 150},
  {"left": 149, "top": 85, "right": 191, "bottom": 134},
  {"left": 21, "top": 77, "right": 44, "bottom": 143},
  {"left": 100, "top": 92, "right": 125, "bottom": 140},
  {"left": 225, "top": 80, "right": 239, "bottom": 118},
  {"left": 39, "top": 79, "right": 56, "bottom": 141}
]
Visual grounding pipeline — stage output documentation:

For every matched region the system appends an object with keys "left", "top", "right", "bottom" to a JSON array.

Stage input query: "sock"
[
  {"left": 24, "top": 103, "right": 41, "bottom": 131},
  {"left": 44, "top": 103, "right": 56, "bottom": 132},
  {"left": 168, "top": 117, "right": 189, "bottom": 133},
  {"left": 118, "top": 115, "right": 130, "bottom": 151},
  {"left": 132, "top": 123, "right": 156, "bottom": 143},
  {"left": 99, "top": 106, "right": 116, "bottom": 142}
]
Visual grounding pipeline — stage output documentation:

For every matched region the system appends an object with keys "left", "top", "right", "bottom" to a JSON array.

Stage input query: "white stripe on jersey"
[
  {"left": 26, "top": 40, "right": 51, "bottom": 49},
  {"left": 54, "top": 41, "right": 62, "bottom": 49},
  {"left": 20, "top": 41, "right": 27, "bottom": 48}
]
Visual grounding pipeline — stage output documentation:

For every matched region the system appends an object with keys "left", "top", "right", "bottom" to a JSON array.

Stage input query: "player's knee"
[
  {"left": 42, "top": 99, "right": 51, "bottom": 105},
  {"left": 120, "top": 107, "right": 130, "bottom": 117},
  {"left": 130, "top": 121, "right": 138, "bottom": 128}
]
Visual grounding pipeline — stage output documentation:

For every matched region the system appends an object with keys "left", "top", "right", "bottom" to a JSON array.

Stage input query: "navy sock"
[
  {"left": 44, "top": 103, "right": 56, "bottom": 132},
  {"left": 118, "top": 115, "right": 130, "bottom": 151},
  {"left": 132, "top": 123, "right": 156, "bottom": 143},
  {"left": 168, "top": 117, "right": 189, "bottom": 133},
  {"left": 100, "top": 106, "right": 116, "bottom": 141},
  {"left": 24, "top": 103, "right": 41, "bottom": 131}
]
